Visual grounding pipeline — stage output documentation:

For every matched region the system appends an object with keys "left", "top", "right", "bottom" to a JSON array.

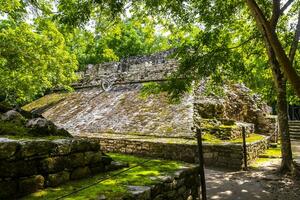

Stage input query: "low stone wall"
[
  {"left": 0, "top": 138, "right": 112, "bottom": 199},
  {"left": 99, "top": 135, "right": 270, "bottom": 170},
  {"left": 126, "top": 166, "right": 200, "bottom": 200}
]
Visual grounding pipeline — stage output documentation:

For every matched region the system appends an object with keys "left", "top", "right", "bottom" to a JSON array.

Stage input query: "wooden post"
[
  {"left": 196, "top": 128, "right": 207, "bottom": 200},
  {"left": 242, "top": 127, "right": 248, "bottom": 170}
]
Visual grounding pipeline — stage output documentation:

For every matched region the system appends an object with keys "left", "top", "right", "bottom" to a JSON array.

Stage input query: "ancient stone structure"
[
  {"left": 0, "top": 137, "right": 121, "bottom": 199},
  {"left": 125, "top": 165, "right": 200, "bottom": 200},
  {"left": 23, "top": 50, "right": 277, "bottom": 170},
  {"left": 91, "top": 134, "right": 270, "bottom": 169}
]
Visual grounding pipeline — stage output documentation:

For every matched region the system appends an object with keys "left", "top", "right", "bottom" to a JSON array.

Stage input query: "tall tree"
[
  {"left": 245, "top": 0, "right": 300, "bottom": 97},
  {"left": 244, "top": 0, "right": 299, "bottom": 173}
]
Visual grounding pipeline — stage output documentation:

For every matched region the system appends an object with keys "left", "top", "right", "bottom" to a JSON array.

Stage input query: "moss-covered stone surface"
[
  {"left": 23, "top": 86, "right": 194, "bottom": 138},
  {"left": 22, "top": 93, "right": 71, "bottom": 114},
  {"left": 22, "top": 153, "right": 193, "bottom": 200}
]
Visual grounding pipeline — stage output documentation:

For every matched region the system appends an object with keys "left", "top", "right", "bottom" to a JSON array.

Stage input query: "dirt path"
[{"left": 205, "top": 159, "right": 300, "bottom": 200}]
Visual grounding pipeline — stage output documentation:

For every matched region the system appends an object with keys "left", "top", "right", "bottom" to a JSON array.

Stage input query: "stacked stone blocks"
[
  {"left": 99, "top": 135, "right": 270, "bottom": 170},
  {"left": 0, "top": 138, "right": 112, "bottom": 199}
]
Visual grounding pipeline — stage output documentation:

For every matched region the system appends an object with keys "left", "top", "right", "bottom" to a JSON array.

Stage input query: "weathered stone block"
[
  {"left": 84, "top": 151, "right": 102, "bottom": 165},
  {"left": 177, "top": 185, "right": 186, "bottom": 195},
  {"left": 0, "top": 139, "right": 19, "bottom": 160},
  {"left": 18, "top": 140, "right": 55, "bottom": 158},
  {"left": 71, "top": 139, "right": 97, "bottom": 153},
  {"left": 0, "top": 180, "right": 18, "bottom": 199},
  {"left": 46, "top": 171, "right": 70, "bottom": 187},
  {"left": 0, "top": 160, "right": 38, "bottom": 177},
  {"left": 18, "top": 175, "right": 44, "bottom": 195},
  {"left": 203, "top": 152, "right": 214, "bottom": 159},
  {"left": 50, "top": 139, "right": 71, "bottom": 156},
  {"left": 127, "top": 185, "right": 151, "bottom": 199},
  {"left": 70, "top": 166, "right": 91, "bottom": 180},
  {"left": 40, "top": 156, "right": 67, "bottom": 173},
  {"left": 66, "top": 153, "right": 86, "bottom": 168},
  {"left": 90, "top": 164, "right": 105, "bottom": 174},
  {"left": 101, "top": 155, "right": 113, "bottom": 165}
]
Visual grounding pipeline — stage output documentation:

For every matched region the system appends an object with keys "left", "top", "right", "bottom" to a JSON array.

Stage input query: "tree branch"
[
  {"left": 280, "top": 0, "right": 294, "bottom": 14},
  {"left": 289, "top": 10, "right": 300, "bottom": 63},
  {"left": 270, "top": 0, "right": 281, "bottom": 28},
  {"left": 245, "top": 0, "right": 300, "bottom": 97}
]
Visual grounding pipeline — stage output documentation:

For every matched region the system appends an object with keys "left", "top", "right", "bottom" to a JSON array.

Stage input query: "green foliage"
[
  {"left": 0, "top": 0, "right": 21, "bottom": 13},
  {"left": 0, "top": 18, "right": 78, "bottom": 104},
  {"left": 96, "top": 18, "right": 169, "bottom": 61}
]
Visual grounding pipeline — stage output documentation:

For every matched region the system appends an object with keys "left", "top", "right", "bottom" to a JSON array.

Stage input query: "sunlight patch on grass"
[
  {"left": 202, "top": 133, "right": 265, "bottom": 144},
  {"left": 260, "top": 145, "right": 281, "bottom": 158}
]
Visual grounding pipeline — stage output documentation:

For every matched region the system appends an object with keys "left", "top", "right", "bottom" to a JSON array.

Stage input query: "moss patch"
[
  {"left": 202, "top": 133, "right": 264, "bottom": 144},
  {"left": 249, "top": 144, "right": 282, "bottom": 169},
  {"left": 22, "top": 153, "right": 188, "bottom": 200},
  {"left": 260, "top": 145, "right": 281, "bottom": 158},
  {"left": 22, "top": 93, "right": 71, "bottom": 113},
  {"left": 229, "top": 134, "right": 265, "bottom": 143},
  {"left": 202, "top": 133, "right": 222, "bottom": 143},
  {"left": 0, "top": 121, "right": 29, "bottom": 136},
  {"left": 0, "top": 120, "right": 70, "bottom": 139}
]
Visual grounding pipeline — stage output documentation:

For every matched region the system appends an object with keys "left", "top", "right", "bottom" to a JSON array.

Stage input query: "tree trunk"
[
  {"left": 271, "top": 58, "right": 294, "bottom": 173},
  {"left": 245, "top": 0, "right": 300, "bottom": 98}
]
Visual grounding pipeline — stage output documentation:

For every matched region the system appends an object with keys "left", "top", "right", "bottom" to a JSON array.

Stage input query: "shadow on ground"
[{"left": 205, "top": 159, "right": 300, "bottom": 200}]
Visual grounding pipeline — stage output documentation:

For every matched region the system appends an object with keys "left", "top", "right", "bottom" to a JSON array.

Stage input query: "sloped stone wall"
[
  {"left": 40, "top": 86, "right": 194, "bottom": 139},
  {"left": 0, "top": 138, "right": 112, "bottom": 199}
]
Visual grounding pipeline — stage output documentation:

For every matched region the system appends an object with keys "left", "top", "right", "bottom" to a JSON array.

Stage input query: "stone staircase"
[{"left": 289, "top": 121, "right": 300, "bottom": 140}]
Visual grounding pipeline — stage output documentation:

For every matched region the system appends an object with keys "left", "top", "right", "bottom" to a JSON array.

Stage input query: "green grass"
[
  {"left": 202, "top": 133, "right": 222, "bottom": 143},
  {"left": 22, "top": 153, "right": 187, "bottom": 200},
  {"left": 260, "top": 145, "right": 282, "bottom": 158},
  {"left": 230, "top": 134, "right": 265, "bottom": 143},
  {"left": 249, "top": 144, "right": 282, "bottom": 169},
  {"left": 202, "top": 133, "right": 265, "bottom": 144}
]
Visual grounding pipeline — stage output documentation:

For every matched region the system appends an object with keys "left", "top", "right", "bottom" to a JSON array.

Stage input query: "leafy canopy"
[{"left": 0, "top": 12, "right": 78, "bottom": 104}]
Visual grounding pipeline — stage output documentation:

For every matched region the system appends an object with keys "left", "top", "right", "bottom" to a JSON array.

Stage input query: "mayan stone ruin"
[{"left": 24, "top": 50, "right": 277, "bottom": 169}]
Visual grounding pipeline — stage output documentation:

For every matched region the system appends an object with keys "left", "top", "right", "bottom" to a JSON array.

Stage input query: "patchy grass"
[
  {"left": 202, "top": 133, "right": 265, "bottom": 144},
  {"left": 230, "top": 134, "right": 265, "bottom": 144},
  {"left": 260, "top": 145, "right": 282, "bottom": 158},
  {"left": 22, "top": 153, "right": 188, "bottom": 200},
  {"left": 202, "top": 133, "right": 222, "bottom": 143},
  {"left": 250, "top": 144, "right": 282, "bottom": 169},
  {"left": 22, "top": 93, "right": 71, "bottom": 112}
]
